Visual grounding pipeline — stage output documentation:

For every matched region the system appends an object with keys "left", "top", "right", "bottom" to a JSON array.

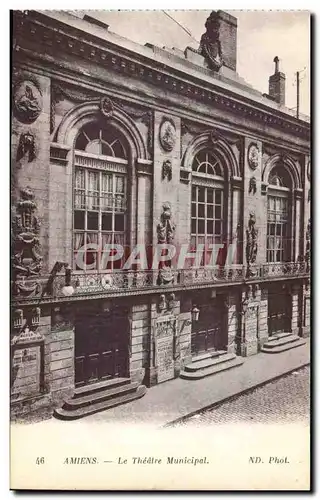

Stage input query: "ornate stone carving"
[
  {"left": 246, "top": 212, "right": 258, "bottom": 277},
  {"left": 158, "top": 294, "right": 166, "bottom": 311},
  {"left": 16, "top": 132, "right": 36, "bottom": 162},
  {"left": 248, "top": 176, "right": 257, "bottom": 195},
  {"left": 248, "top": 143, "right": 259, "bottom": 171},
  {"left": 100, "top": 96, "right": 114, "bottom": 118},
  {"left": 31, "top": 307, "right": 41, "bottom": 327},
  {"left": 12, "top": 186, "right": 42, "bottom": 278},
  {"left": 13, "top": 309, "right": 23, "bottom": 329},
  {"left": 11, "top": 326, "right": 44, "bottom": 346},
  {"left": 13, "top": 80, "right": 42, "bottom": 124},
  {"left": 156, "top": 203, "right": 175, "bottom": 286},
  {"left": 159, "top": 119, "right": 176, "bottom": 152},
  {"left": 157, "top": 202, "right": 175, "bottom": 245},
  {"left": 199, "top": 11, "right": 223, "bottom": 72},
  {"left": 162, "top": 159, "right": 172, "bottom": 181}
]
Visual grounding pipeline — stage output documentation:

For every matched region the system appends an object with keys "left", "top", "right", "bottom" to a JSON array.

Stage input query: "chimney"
[
  {"left": 269, "top": 56, "right": 286, "bottom": 106},
  {"left": 199, "top": 10, "right": 237, "bottom": 72}
]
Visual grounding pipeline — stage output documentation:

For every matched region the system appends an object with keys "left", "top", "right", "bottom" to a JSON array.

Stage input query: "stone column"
[
  {"left": 258, "top": 287, "right": 269, "bottom": 347},
  {"left": 301, "top": 279, "right": 310, "bottom": 338},
  {"left": 240, "top": 284, "right": 262, "bottom": 356},
  {"left": 48, "top": 304, "right": 75, "bottom": 405},
  {"left": 226, "top": 291, "right": 239, "bottom": 354},
  {"left": 291, "top": 283, "right": 301, "bottom": 336},
  {"left": 129, "top": 301, "right": 150, "bottom": 385},
  {"left": 179, "top": 295, "right": 192, "bottom": 368}
]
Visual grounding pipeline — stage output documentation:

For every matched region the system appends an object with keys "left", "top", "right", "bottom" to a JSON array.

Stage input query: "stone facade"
[{"left": 11, "top": 10, "right": 310, "bottom": 417}]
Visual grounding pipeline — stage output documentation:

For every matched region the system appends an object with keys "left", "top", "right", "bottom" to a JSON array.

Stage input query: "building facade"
[{"left": 11, "top": 10, "right": 311, "bottom": 419}]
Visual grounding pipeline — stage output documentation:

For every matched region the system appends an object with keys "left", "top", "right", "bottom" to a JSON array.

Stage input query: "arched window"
[
  {"left": 267, "top": 164, "right": 292, "bottom": 263},
  {"left": 73, "top": 122, "right": 128, "bottom": 271},
  {"left": 191, "top": 149, "right": 225, "bottom": 266}
]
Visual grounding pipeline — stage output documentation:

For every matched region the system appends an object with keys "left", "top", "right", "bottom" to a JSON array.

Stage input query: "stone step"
[
  {"left": 180, "top": 357, "right": 244, "bottom": 380},
  {"left": 73, "top": 377, "right": 131, "bottom": 398},
  {"left": 54, "top": 385, "right": 147, "bottom": 420},
  {"left": 191, "top": 350, "right": 225, "bottom": 363},
  {"left": 184, "top": 352, "right": 236, "bottom": 373},
  {"left": 261, "top": 338, "right": 306, "bottom": 354},
  {"left": 270, "top": 331, "right": 294, "bottom": 340},
  {"left": 63, "top": 381, "right": 140, "bottom": 410},
  {"left": 263, "top": 335, "right": 302, "bottom": 349}
]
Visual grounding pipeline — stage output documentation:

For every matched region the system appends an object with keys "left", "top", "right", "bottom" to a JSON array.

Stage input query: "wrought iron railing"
[{"left": 12, "top": 262, "right": 309, "bottom": 302}]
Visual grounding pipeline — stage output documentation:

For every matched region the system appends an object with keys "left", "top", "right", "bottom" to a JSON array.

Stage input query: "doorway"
[{"left": 75, "top": 304, "right": 129, "bottom": 387}]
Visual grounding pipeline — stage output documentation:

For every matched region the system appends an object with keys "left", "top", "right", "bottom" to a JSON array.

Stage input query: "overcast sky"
[{"left": 78, "top": 10, "right": 310, "bottom": 116}]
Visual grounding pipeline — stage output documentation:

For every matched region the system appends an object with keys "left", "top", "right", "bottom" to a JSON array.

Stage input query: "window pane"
[
  {"left": 215, "top": 205, "right": 221, "bottom": 219},
  {"left": 86, "top": 139, "right": 101, "bottom": 155},
  {"left": 102, "top": 213, "right": 112, "bottom": 231},
  {"left": 207, "top": 189, "right": 213, "bottom": 203},
  {"left": 192, "top": 186, "right": 197, "bottom": 201},
  {"left": 191, "top": 203, "right": 197, "bottom": 217},
  {"left": 215, "top": 190, "right": 221, "bottom": 204},
  {"left": 198, "top": 220, "right": 205, "bottom": 234},
  {"left": 115, "top": 176, "right": 125, "bottom": 194},
  {"left": 74, "top": 211, "right": 85, "bottom": 230},
  {"left": 115, "top": 214, "right": 125, "bottom": 232},
  {"left": 87, "top": 211, "right": 99, "bottom": 230},
  {"left": 215, "top": 221, "right": 221, "bottom": 235},
  {"left": 207, "top": 205, "right": 213, "bottom": 218},
  {"left": 198, "top": 204, "right": 205, "bottom": 218},
  {"left": 198, "top": 188, "right": 205, "bottom": 202},
  {"left": 101, "top": 173, "right": 112, "bottom": 192},
  {"left": 191, "top": 219, "right": 197, "bottom": 234},
  {"left": 207, "top": 220, "right": 214, "bottom": 234}
]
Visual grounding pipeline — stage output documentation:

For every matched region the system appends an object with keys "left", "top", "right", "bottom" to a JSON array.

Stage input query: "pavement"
[
  {"left": 83, "top": 339, "right": 310, "bottom": 427},
  {"left": 176, "top": 365, "right": 310, "bottom": 426}
]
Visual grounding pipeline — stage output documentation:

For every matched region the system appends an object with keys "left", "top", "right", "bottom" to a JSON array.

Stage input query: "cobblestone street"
[{"left": 177, "top": 366, "right": 310, "bottom": 426}]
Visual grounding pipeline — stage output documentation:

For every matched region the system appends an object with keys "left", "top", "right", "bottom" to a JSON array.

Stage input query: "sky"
[{"left": 76, "top": 10, "right": 310, "bottom": 116}]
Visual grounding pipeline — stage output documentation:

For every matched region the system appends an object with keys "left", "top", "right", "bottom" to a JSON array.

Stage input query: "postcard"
[{"left": 10, "top": 9, "right": 311, "bottom": 491}]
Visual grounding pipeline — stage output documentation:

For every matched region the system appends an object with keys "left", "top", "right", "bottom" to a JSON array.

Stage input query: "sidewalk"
[{"left": 85, "top": 340, "right": 310, "bottom": 427}]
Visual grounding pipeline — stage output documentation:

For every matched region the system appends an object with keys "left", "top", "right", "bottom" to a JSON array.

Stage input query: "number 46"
[{"left": 36, "top": 457, "right": 45, "bottom": 465}]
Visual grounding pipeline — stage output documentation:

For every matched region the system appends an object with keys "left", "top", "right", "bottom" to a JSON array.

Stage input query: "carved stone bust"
[{"left": 199, "top": 11, "right": 223, "bottom": 72}]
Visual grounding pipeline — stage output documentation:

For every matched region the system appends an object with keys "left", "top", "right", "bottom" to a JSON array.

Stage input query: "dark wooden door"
[
  {"left": 191, "top": 299, "right": 226, "bottom": 355},
  {"left": 75, "top": 307, "right": 129, "bottom": 387},
  {"left": 268, "top": 289, "right": 291, "bottom": 335}
]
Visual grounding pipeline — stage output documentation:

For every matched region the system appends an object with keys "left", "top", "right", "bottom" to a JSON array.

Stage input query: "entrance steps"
[
  {"left": 261, "top": 332, "right": 306, "bottom": 353},
  {"left": 180, "top": 351, "right": 244, "bottom": 380},
  {"left": 54, "top": 377, "right": 146, "bottom": 420}
]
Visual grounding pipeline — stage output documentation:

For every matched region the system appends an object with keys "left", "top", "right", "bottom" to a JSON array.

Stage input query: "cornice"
[{"left": 13, "top": 11, "right": 310, "bottom": 143}]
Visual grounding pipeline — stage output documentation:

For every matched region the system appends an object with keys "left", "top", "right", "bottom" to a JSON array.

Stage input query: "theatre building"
[{"left": 11, "top": 10, "right": 311, "bottom": 419}]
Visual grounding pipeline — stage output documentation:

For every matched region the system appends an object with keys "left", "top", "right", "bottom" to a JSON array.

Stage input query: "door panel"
[
  {"left": 191, "top": 299, "right": 226, "bottom": 355},
  {"left": 75, "top": 307, "right": 129, "bottom": 386},
  {"left": 268, "top": 290, "right": 291, "bottom": 335}
]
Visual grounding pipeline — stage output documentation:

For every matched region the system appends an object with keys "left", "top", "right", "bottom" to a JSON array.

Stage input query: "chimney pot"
[{"left": 269, "top": 57, "right": 286, "bottom": 106}]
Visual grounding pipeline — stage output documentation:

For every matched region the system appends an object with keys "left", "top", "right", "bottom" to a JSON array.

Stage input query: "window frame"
[
  {"left": 190, "top": 150, "right": 226, "bottom": 267},
  {"left": 73, "top": 147, "right": 129, "bottom": 273}
]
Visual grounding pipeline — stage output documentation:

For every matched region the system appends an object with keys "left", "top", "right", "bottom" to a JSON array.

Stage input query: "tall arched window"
[
  {"left": 267, "top": 164, "right": 292, "bottom": 263},
  {"left": 73, "top": 122, "right": 128, "bottom": 271},
  {"left": 191, "top": 149, "right": 225, "bottom": 266}
]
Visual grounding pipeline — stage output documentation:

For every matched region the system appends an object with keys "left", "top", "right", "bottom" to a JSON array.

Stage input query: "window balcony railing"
[
  {"left": 47, "top": 262, "right": 309, "bottom": 298},
  {"left": 11, "top": 261, "right": 309, "bottom": 303}
]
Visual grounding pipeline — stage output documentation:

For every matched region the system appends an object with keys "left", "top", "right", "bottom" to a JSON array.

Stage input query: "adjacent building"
[{"left": 11, "top": 10, "right": 311, "bottom": 419}]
